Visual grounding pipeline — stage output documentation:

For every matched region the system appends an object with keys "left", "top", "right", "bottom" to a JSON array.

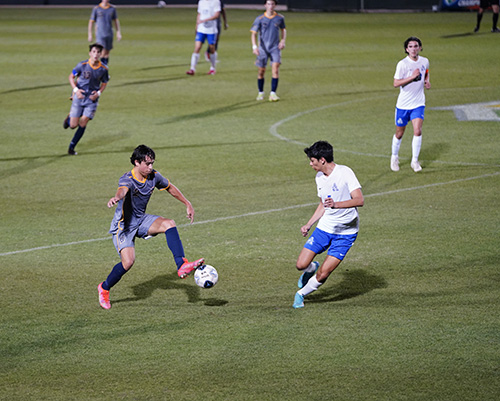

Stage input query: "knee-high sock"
[
  {"left": 102, "top": 262, "right": 127, "bottom": 291},
  {"left": 258, "top": 78, "right": 264, "bottom": 92},
  {"left": 190, "top": 53, "right": 200, "bottom": 71},
  {"left": 209, "top": 52, "right": 217, "bottom": 69},
  {"left": 298, "top": 275, "right": 323, "bottom": 297},
  {"left": 392, "top": 135, "right": 402, "bottom": 156},
  {"left": 70, "top": 126, "right": 86, "bottom": 149},
  {"left": 165, "top": 227, "right": 185, "bottom": 269},
  {"left": 271, "top": 78, "right": 279, "bottom": 93},
  {"left": 412, "top": 135, "right": 422, "bottom": 162},
  {"left": 493, "top": 12, "right": 499, "bottom": 28}
]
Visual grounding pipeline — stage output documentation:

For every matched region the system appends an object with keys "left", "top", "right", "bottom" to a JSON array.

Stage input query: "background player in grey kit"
[
  {"left": 63, "top": 43, "right": 109, "bottom": 155},
  {"left": 88, "top": 0, "right": 122, "bottom": 65},
  {"left": 250, "top": 0, "right": 286, "bottom": 102}
]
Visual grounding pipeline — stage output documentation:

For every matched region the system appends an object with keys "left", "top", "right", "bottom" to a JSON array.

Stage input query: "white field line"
[
  {"left": 1, "top": 171, "right": 498, "bottom": 257},
  {"left": 270, "top": 98, "right": 500, "bottom": 167}
]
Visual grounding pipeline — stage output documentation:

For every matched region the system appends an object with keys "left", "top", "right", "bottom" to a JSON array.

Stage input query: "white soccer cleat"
[
  {"left": 256, "top": 92, "right": 265, "bottom": 101},
  {"left": 390, "top": 155, "right": 399, "bottom": 172},
  {"left": 411, "top": 160, "right": 422, "bottom": 172},
  {"left": 269, "top": 92, "right": 280, "bottom": 102}
]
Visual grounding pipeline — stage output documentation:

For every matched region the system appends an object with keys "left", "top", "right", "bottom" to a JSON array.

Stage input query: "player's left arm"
[
  {"left": 424, "top": 68, "right": 431, "bottom": 89},
  {"left": 114, "top": 18, "right": 122, "bottom": 41},
  {"left": 89, "top": 82, "right": 107, "bottom": 102},
  {"left": 279, "top": 28, "right": 287, "bottom": 50},
  {"left": 325, "top": 188, "right": 364, "bottom": 209},
  {"left": 166, "top": 183, "right": 195, "bottom": 223}
]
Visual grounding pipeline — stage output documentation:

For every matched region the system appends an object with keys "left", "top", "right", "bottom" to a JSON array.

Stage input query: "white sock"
[
  {"left": 209, "top": 52, "right": 217, "bottom": 70},
  {"left": 304, "top": 261, "right": 317, "bottom": 273},
  {"left": 190, "top": 53, "right": 200, "bottom": 70},
  {"left": 298, "top": 276, "right": 322, "bottom": 297},
  {"left": 392, "top": 135, "right": 402, "bottom": 157},
  {"left": 412, "top": 135, "right": 422, "bottom": 162}
]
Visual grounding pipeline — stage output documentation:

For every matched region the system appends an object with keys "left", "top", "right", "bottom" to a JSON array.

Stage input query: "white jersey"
[
  {"left": 315, "top": 164, "right": 361, "bottom": 235},
  {"left": 394, "top": 55, "right": 429, "bottom": 110},
  {"left": 197, "top": 0, "right": 221, "bottom": 35}
]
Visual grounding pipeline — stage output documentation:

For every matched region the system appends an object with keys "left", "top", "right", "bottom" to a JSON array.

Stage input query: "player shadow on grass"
[
  {"left": 308, "top": 269, "right": 387, "bottom": 304},
  {"left": 113, "top": 272, "right": 228, "bottom": 307}
]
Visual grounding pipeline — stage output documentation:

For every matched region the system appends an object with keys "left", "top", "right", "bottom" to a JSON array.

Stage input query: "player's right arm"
[
  {"left": 69, "top": 72, "right": 84, "bottom": 99},
  {"left": 393, "top": 68, "right": 420, "bottom": 88},
  {"left": 300, "top": 202, "right": 325, "bottom": 237},
  {"left": 251, "top": 31, "right": 259, "bottom": 55},
  {"left": 88, "top": 19, "right": 94, "bottom": 42},
  {"left": 107, "top": 186, "right": 129, "bottom": 208}
]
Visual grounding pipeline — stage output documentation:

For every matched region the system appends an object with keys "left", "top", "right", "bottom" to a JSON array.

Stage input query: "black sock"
[{"left": 70, "top": 126, "right": 86, "bottom": 149}]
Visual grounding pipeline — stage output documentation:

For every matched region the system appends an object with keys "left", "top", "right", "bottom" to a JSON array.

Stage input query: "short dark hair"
[
  {"left": 89, "top": 43, "right": 104, "bottom": 52},
  {"left": 404, "top": 36, "right": 422, "bottom": 54},
  {"left": 304, "top": 141, "right": 334, "bottom": 163},
  {"left": 130, "top": 145, "right": 156, "bottom": 165}
]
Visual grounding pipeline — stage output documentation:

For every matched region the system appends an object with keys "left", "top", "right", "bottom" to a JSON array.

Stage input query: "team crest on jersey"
[
  {"left": 331, "top": 183, "right": 339, "bottom": 192},
  {"left": 82, "top": 71, "right": 91, "bottom": 80}
]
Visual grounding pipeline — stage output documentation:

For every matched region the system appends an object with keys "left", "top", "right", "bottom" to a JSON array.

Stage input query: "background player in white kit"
[
  {"left": 391, "top": 36, "right": 431, "bottom": 173},
  {"left": 186, "top": 0, "right": 221, "bottom": 75},
  {"left": 293, "top": 141, "right": 364, "bottom": 309}
]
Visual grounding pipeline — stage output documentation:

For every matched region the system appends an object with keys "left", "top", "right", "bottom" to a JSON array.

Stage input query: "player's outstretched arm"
[
  {"left": 167, "top": 184, "right": 195, "bottom": 223},
  {"left": 107, "top": 186, "right": 129, "bottom": 208}
]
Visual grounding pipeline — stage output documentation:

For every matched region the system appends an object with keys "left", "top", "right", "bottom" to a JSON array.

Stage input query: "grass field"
[{"left": 1, "top": 6, "right": 499, "bottom": 401}]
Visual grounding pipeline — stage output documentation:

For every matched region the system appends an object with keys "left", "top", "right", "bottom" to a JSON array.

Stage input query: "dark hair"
[
  {"left": 130, "top": 145, "right": 156, "bottom": 165},
  {"left": 266, "top": 0, "right": 278, "bottom": 4},
  {"left": 304, "top": 141, "right": 334, "bottom": 163},
  {"left": 89, "top": 43, "right": 104, "bottom": 52},
  {"left": 404, "top": 36, "right": 422, "bottom": 54}
]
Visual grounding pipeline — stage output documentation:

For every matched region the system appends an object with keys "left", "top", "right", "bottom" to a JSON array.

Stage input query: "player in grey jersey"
[
  {"left": 88, "top": 0, "right": 122, "bottom": 65},
  {"left": 250, "top": 0, "right": 286, "bottom": 102},
  {"left": 97, "top": 145, "right": 204, "bottom": 310}
]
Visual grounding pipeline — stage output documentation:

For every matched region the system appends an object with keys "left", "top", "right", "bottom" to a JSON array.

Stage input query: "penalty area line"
[{"left": 1, "top": 171, "right": 498, "bottom": 257}]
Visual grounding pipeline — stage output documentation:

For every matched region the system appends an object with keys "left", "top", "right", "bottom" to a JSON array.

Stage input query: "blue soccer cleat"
[
  {"left": 298, "top": 261, "right": 319, "bottom": 289},
  {"left": 293, "top": 292, "right": 305, "bottom": 309}
]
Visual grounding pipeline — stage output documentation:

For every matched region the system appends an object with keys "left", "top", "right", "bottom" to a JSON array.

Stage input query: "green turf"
[{"left": 0, "top": 7, "right": 499, "bottom": 401}]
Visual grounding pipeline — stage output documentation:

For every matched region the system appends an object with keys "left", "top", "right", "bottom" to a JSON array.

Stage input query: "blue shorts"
[
  {"left": 395, "top": 106, "right": 425, "bottom": 127},
  {"left": 112, "top": 214, "right": 160, "bottom": 254},
  {"left": 304, "top": 228, "right": 358, "bottom": 261},
  {"left": 255, "top": 47, "right": 281, "bottom": 68},
  {"left": 195, "top": 32, "right": 217, "bottom": 46},
  {"left": 70, "top": 95, "right": 99, "bottom": 120}
]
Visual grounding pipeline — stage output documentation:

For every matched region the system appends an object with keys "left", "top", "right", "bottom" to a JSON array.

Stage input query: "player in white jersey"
[
  {"left": 186, "top": 0, "right": 221, "bottom": 76},
  {"left": 293, "top": 141, "right": 364, "bottom": 309},
  {"left": 391, "top": 37, "right": 431, "bottom": 173}
]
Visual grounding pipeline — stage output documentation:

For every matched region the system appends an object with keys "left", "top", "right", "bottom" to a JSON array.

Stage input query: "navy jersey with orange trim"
[
  {"left": 109, "top": 170, "right": 170, "bottom": 234},
  {"left": 250, "top": 11, "right": 285, "bottom": 52},
  {"left": 73, "top": 59, "right": 109, "bottom": 94}
]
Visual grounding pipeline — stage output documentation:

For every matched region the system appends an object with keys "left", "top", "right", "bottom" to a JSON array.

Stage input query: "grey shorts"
[
  {"left": 70, "top": 95, "right": 99, "bottom": 120},
  {"left": 255, "top": 47, "right": 281, "bottom": 68},
  {"left": 112, "top": 214, "right": 160, "bottom": 254},
  {"left": 96, "top": 35, "right": 113, "bottom": 51}
]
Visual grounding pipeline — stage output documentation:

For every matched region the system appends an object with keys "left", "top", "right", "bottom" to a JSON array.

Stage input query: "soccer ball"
[{"left": 194, "top": 264, "right": 218, "bottom": 289}]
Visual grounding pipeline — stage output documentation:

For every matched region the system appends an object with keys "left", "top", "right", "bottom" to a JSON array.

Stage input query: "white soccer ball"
[{"left": 194, "top": 264, "right": 218, "bottom": 289}]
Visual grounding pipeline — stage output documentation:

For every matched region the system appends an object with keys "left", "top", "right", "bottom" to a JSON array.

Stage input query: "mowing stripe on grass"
[{"left": 1, "top": 171, "right": 498, "bottom": 257}]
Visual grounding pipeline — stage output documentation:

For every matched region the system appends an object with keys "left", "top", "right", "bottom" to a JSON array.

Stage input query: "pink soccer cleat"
[
  {"left": 186, "top": 69, "right": 195, "bottom": 75},
  {"left": 98, "top": 282, "right": 111, "bottom": 310},
  {"left": 178, "top": 257, "right": 205, "bottom": 279}
]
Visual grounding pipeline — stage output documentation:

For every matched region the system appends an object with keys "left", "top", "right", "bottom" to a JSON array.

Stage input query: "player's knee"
[{"left": 161, "top": 219, "right": 176, "bottom": 232}]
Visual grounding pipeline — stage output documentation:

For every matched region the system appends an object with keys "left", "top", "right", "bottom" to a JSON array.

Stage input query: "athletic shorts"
[
  {"left": 112, "top": 214, "right": 160, "bottom": 254},
  {"left": 96, "top": 35, "right": 113, "bottom": 51},
  {"left": 304, "top": 228, "right": 358, "bottom": 261},
  {"left": 255, "top": 47, "right": 281, "bottom": 68},
  {"left": 195, "top": 32, "right": 217, "bottom": 45},
  {"left": 395, "top": 106, "right": 425, "bottom": 127},
  {"left": 70, "top": 95, "right": 99, "bottom": 120},
  {"left": 480, "top": 0, "right": 499, "bottom": 7}
]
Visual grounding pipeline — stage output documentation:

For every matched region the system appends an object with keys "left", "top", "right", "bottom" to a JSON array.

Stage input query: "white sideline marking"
[
  {"left": 270, "top": 99, "right": 500, "bottom": 167},
  {"left": 1, "top": 172, "right": 498, "bottom": 257}
]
